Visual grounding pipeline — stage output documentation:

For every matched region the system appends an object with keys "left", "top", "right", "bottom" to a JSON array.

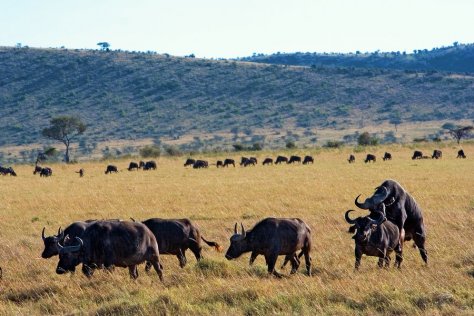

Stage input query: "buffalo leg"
[
  {"left": 178, "top": 249, "right": 187, "bottom": 268},
  {"left": 150, "top": 256, "right": 164, "bottom": 282},
  {"left": 190, "top": 246, "right": 202, "bottom": 262},
  {"left": 265, "top": 253, "right": 282, "bottom": 278},
  {"left": 413, "top": 232, "right": 428, "bottom": 264},
  {"left": 249, "top": 251, "right": 258, "bottom": 265},
  {"left": 145, "top": 261, "right": 152, "bottom": 272},
  {"left": 355, "top": 248, "right": 362, "bottom": 270},
  {"left": 129, "top": 265, "right": 138, "bottom": 279},
  {"left": 82, "top": 264, "right": 95, "bottom": 278}
]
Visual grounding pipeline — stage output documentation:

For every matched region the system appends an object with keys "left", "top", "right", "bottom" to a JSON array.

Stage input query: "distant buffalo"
[
  {"left": 225, "top": 218, "right": 312, "bottom": 277},
  {"left": 412, "top": 151, "right": 423, "bottom": 160},
  {"left": 240, "top": 157, "right": 256, "bottom": 167},
  {"left": 432, "top": 150, "right": 442, "bottom": 159},
  {"left": 262, "top": 158, "right": 273, "bottom": 165},
  {"left": 348, "top": 155, "right": 355, "bottom": 163},
  {"left": 216, "top": 160, "right": 223, "bottom": 168},
  {"left": 76, "top": 169, "right": 84, "bottom": 177},
  {"left": 143, "top": 160, "right": 157, "bottom": 170},
  {"left": 275, "top": 156, "right": 288, "bottom": 164},
  {"left": 128, "top": 162, "right": 139, "bottom": 171},
  {"left": 457, "top": 149, "right": 466, "bottom": 159},
  {"left": 288, "top": 156, "right": 302, "bottom": 164},
  {"left": 105, "top": 165, "right": 118, "bottom": 174},
  {"left": 193, "top": 160, "right": 208, "bottom": 169},
  {"left": 40, "top": 167, "right": 53, "bottom": 177},
  {"left": 184, "top": 158, "right": 196, "bottom": 167},
  {"left": 139, "top": 161, "right": 145, "bottom": 168},
  {"left": 303, "top": 156, "right": 314, "bottom": 165},
  {"left": 382, "top": 152, "right": 392, "bottom": 161},
  {"left": 364, "top": 154, "right": 376, "bottom": 163},
  {"left": 223, "top": 158, "right": 235, "bottom": 167},
  {"left": 33, "top": 165, "right": 42, "bottom": 175},
  {"left": 0, "top": 166, "right": 17, "bottom": 176}
]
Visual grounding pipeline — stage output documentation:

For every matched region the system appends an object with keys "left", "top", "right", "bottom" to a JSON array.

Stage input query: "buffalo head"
[
  {"left": 354, "top": 184, "right": 396, "bottom": 210},
  {"left": 56, "top": 236, "right": 83, "bottom": 274},
  {"left": 41, "top": 227, "right": 65, "bottom": 258},
  {"left": 345, "top": 206, "right": 386, "bottom": 243},
  {"left": 225, "top": 223, "right": 248, "bottom": 260}
]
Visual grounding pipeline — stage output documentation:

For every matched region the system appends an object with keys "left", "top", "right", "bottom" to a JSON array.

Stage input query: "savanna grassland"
[{"left": 0, "top": 144, "right": 473, "bottom": 315}]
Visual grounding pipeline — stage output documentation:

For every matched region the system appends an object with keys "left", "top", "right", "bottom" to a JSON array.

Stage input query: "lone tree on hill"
[
  {"left": 97, "top": 42, "right": 110, "bottom": 51},
  {"left": 42, "top": 116, "right": 86, "bottom": 163},
  {"left": 443, "top": 125, "right": 473, "bottom": 144}
]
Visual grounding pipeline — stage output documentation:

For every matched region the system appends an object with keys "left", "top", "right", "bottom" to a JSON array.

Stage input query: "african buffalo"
[
  {"left": 275, "top": 156, "right": 288, "bottom": 164},
  {"left": 40, "top": 167, "right": 53, "bottom": 177},
  {"left": 225, "top": 218, "right": 312, "bottom": 277},
  {"left": 223, "top": 158, "right": 235, "bottom": 167},
  {"left": 33, "top": 165, "right": 42, "bottom": 175},
  {"left": 143, "top": 160, "right": 157, "bottom": 170},
  {"left": 105, "top": 165, "right": 118, "bottom": 174},
  {"left": 184, "top": 158, "right": 196, "bottom": 167},
  {"left": 250, "top": 157, "right": 258, "bottom": 164},
  {"left": 76, "top": 169, "right": 84, "bottom": 177},
  {"left": 355, "top": 179, "right": 427, "bottom": 264},
  {"left": 364, "top": 154, "right": 376, "bottom": 163},
  {"left": 288, "top": 156, "right": 302, "bottom": 164},
  {"left": 457, "top": 149, "right": 466, "bottom": 159},
  {"left": 0, "top": 166, "right": 17, "bottom": 176},
  {"left": 193, "top": 160, "right": 208, "bottom": 169},
  {"left": 140, "top": 218, "right": 221, "bottom": 269},
  {"left": 139, "top": 161, "right": 145, "bottom": 168},
  {"left": 241, "top": 157, "right": 256, "bottom": 167},
  {"left": 382, "top": 152, "right": 392, "bottom": 161},
  {"left": 41, "top": 221, "right": 95, "bottom": 259},
  {"left": 412, "top": 151, "right": 423, "bottom": 160},
  {"left": 262, "top": 158, "right": 273, "bottom": 165},
  {"left": 303, "top": 156, "right": 314, "bottom": 164},
  {"left": 56, "top": 221, "right": 163, "bottom": 280},
  {"left": 128, "top": 162, "right": 139, "bottom": 171},
  {"left": 432, "top": 150, "right": 442, "bottom": 159},
  {"left": 345, "top": 206, "right": 402, "bottom": 269},
  {"left": 216, "top": 160, "right": 223, "bottom": 168},
  {"left": 348, "top": 155, "right": 355, "bottom": 163}
]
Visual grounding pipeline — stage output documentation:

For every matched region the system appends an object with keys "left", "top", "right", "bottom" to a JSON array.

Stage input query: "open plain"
[{"left": 0, "top": 144, "right": 473, "bottom": 315}]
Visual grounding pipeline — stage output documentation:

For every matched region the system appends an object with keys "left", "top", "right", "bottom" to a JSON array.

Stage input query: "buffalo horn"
[
  {"left": 234, "top": 223, "right": 238, "bottom": 234},
  {"left": 344, "top": 210, "right": 357, "bottom": 224},
  {"left": 355, "top": 194, "right": 369, "bottom": 209},
  {"left": 42, "top": 227, "right": 46, "bottom": 240},
  {"left": 241, "top": 223, "right": 246, "bottom": 237}
]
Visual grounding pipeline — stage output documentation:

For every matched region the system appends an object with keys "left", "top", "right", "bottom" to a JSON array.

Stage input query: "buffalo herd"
[
  {"left": 184, "top": 155, "right": 315, "bottom": 168},
  {"left": 38, "top": 179, "right": 428, "bottom": 280},
  {"left": 346, "top": 149, "right": 466, "bottom": 164}
]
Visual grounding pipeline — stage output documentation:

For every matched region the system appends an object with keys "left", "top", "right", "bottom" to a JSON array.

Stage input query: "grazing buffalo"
[
  {"left": 364, "top": 154, "right": 376, "bottom": 163},
  {"left": 355, "top": 179, "right": 428, "bottom": 264},
  {"left": 382, "top": 152, "right": 392, "bottom": 161},
  {"left": 184, "top": 158, "right": 196, "bottom": 167},
  {"left": 262, "top": 158, "right": 273, "bottom": 165},
  {"left": 275, "top": 156, "right": 288, "bottom": 164},
  {"left": 76, "top": 169, "right": 84, "bottom": 177},
  {"left": 128, "top": 162, "right": 139, "bottom": 171},
  {"left": 288, "top": 156, "right": 302, "bottom": 164},
  {"left": 33, "top": 165, "right": 42, "bottom": 174},
  {"left": 250, "top": 157, "right": 258, "bottom": 165},
  {"left": 348, "top": 155, "right": 355, "bottom": 163},
  {"left": 223, "top": 158, "right": 235, "bottom": 167},
  {"left": 303, "top": 156, "right": 314, "bottom": 164},
  {"left": 56, "top": 221, "right": 163, "bottom": 280},
  {"left": 412, "top": 151, "right": 423, "bottom": 160},
  {"left": 241, "top": 157, "right": 256, "bottom": 167},
  {"left": 105, "top": 165, "right": 118, "bottom": 174},
  {"left": 0, "top": 166, "right": 17, "bottom": 176},
  {"left": 225, "top": 218, "right": 312, "bottom": 277},
  {"left": 345, "top": 205, "right": 402, "bottom": 269},
  {"left": 432, "top": 150, "right": 442, "bottom": 159},
  {"left": 457, "top": 149, "right": 466, "bottom": 159},
  {"left": 40, "top": 167, "right": 53, "bottom": 177},
  {"left": 193, "top": 160, "right": 208, "bottom": 169},
  {"left": 139, "top": 161, "right": 145, "bottom": 168},
  {"left": 216, "top": 160, "right": 223, "bottom": 168},
  {"left": 143, "top": 160, "right": 157, "bottom": 170},
  {"left": 139, "top": 218, "right": 221, "bottom": 269}
]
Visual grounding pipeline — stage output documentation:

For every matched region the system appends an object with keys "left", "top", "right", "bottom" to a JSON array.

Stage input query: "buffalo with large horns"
[{"left": 354, "top": 179, "right": 427, "bottom": 264}]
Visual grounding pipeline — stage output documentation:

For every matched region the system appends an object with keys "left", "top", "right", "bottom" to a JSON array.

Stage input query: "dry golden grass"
[{"left": 0, "top": 144, "right": 473, "bottom": 315}]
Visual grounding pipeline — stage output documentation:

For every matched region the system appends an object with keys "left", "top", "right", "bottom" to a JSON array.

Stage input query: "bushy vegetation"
[{"left": 0, "top": 46, "right": 473, "bottom": 153}]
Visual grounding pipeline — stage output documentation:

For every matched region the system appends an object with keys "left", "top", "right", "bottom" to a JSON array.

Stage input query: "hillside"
[
  {"left": 0, "top": 46, "right": 474, "bottom": 160},
  {"left": 240, "top": 43, "right": 474, "bottom": 73}
]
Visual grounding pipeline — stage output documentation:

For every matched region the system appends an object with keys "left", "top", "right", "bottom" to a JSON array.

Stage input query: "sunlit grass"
[{"left": 0, "top": 145, "right": 473, "bottom": 314}]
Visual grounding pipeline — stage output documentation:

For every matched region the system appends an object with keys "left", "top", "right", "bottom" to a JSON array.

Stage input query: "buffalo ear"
[{"left": 348, "top": 225, "right": 356, "bottom": 234}]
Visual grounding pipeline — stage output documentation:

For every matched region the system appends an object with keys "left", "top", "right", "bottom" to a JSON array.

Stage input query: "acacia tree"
[
  {"left": 42, "top": 116, "right": 86, "bottom": 163},
  {"left": 445, "top": 125, "right": 473, "bottom": 144}
]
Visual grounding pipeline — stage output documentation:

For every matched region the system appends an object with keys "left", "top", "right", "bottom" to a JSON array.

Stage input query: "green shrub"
[{"left": 139, "top": 145, "right": 161, "bottom": 158}]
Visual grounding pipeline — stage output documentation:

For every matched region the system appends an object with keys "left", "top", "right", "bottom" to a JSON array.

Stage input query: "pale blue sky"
[{"left": 1, "top": 0, "right": 473, "bottom": 58}]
